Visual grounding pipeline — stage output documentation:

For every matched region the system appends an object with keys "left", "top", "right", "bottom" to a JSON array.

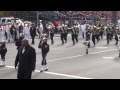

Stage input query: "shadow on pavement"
[
  {"left": 55, "top": 44, "right": 63, "bottom": 47},
  {"left": 114, "top": 57, "right": 120, "bottom": 63},
  {"left": 0, "top": 68, "right": 16, "bottom": 77}
]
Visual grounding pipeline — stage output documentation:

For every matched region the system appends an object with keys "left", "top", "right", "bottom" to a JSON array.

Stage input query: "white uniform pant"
[
  {"left": 17, "top": 31, "right": 19, "bottom": 38},
  {"left": 79, "top": 30, "right": 83, "bottom": 39},
  {"left": 24, "top": 33, "right": 30, "bottom": 39},
  {"left": 10, "top": 34, "right": 15, "bottom": 43},
  {"left": 6, "top": 32, "right": 10, "bottom": 41},
  {"left": 82, "top": 30, "right": 86, "bottom": 39},
  {"left": 0, "top": 33, "right": 5, "bottom": 42}
]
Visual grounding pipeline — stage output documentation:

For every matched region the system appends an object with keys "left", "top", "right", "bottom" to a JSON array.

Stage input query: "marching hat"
[
  {"left": 1, "top": 40, "right": 6, "bottom": 43},
  {"left": 20, "top": 33, "right": 24, "bottom": 37},
  {"left": 39, "top": 20, "right": 42, "bottom": 22},
  {"left": 97, "top": 27, "right": 101, "bottom": 29},
  {"left": 43, "top": 37, "right": 47, "bottom": 40},
  {"left": 115, "top": 26, "right": 119, "bottom": 29}
]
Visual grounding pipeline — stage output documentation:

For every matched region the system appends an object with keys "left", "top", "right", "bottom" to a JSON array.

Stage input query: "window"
[
  {"left": 2, "top": 19, "right": 6, "bottom": 23},
  {"left": 7, "top": 19, "right": 11, "bottom": 22}
]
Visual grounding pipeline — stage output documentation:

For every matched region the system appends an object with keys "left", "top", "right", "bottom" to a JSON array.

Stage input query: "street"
[{"left": 0, "top": 35, "right": 120, "bottom": 79}]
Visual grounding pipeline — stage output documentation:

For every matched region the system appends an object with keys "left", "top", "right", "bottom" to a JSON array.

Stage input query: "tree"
[{"left": 0, "top": 11, "right": 37, "bottom": 21}]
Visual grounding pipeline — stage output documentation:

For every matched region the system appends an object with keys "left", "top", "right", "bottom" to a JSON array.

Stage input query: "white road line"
[
  {"left": 102, "top": 57, "right": 115, "bottom": 59},
  {"left": 5, "top": 66, "right": 15, "bottom": 69},
  {"left": 0, "top": 67, "right": 13, "bottom": 71},
  {"left": 90, "top": 49, "right": 117, "bottom": 55},
  {"left": 5, "top": 65, "right": 92, "bottom": 79},
  {"left": 36, "top": 49, "right": 118, "bottom": 64},
  {"left": 34, "top": 70, "right": 92, "bottom": 79}
]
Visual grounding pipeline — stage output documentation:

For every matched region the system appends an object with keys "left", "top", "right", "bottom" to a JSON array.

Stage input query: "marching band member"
[
  {"left": 78, "top": 23, "right": 83, "bottom": 39},
  {"left": 48, "top": 24, "right": 55, "bottom": 44},
  {"left": 30, "top": 24, "right": 36, "bottom": 44},
  {"left": 71, "top": 25, "right": 79, "bottom": 45},
  {"left": 92, "top": 26, "right": 97, "bottom": 47},
  {"left": 5, "top": 24, "right": 11, "bottom": 43},
  {"left": 83, "top": 35, "right": 90, "bottom": 54},
  {"left": 37, "top": 20, "right": 43, "bottom": 39},
  {"left": 106, "top": 26, "right": 112, "bottom": 45},
  {"left": 16, "top": 23, "right": 20, "bottom": 38},
  {"left": 0, "top": 40, "right": 7, "bottom": 67},
  {"left": 23, "top": 23, "right": 30, "bottom": 39},
  {"left": 40, "top": 38, "right": 49, "bottom": 72},
  {"left": 60, "top": 24, "right": 66, "bottom": 45},
  {"left": 10, "top": 23, "right": 17, "bottom": 42},
  {"left": 0, "top": 25, "right": 6, "bottom": 42},
  {"left": 115, "top": 26, "right": 119, "bottom": 45},
  {"left": 96, "top": 27, "right": 100, "bottom": 43},
  {"left": 81, "top": 23, "right": 86, "bottom": 39},
  {"left": 86, "top": 26, "right": 91, "bottom": 48},
  {"left": 99, "top": 25, "right": 104, "bottom": 40},
  {"left": 63, "top": 24, "right": 68, "bottom": 43},
  {"left": 19, "top": 24, "right": 23, "bottom": 36}
]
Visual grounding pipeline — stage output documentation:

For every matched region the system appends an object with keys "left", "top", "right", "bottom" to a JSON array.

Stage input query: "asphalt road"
[{"left": 0, "top": 35, "right": 120, "bottom": 79}]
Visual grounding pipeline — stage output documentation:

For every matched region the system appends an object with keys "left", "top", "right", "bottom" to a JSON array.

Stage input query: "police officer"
[{"left": 40, "top": 38, "right": 49, "bottom": 72}]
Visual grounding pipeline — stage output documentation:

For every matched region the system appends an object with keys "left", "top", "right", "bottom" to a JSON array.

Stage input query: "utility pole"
[
  {"left": 37, "top": 11, "right": 39, "bottom": 25},
  {"left": 111, "top": 11, "right": 117, "bottom": 25}
]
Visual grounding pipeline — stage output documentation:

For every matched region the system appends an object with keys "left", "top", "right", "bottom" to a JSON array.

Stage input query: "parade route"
[{"left": 0, "top": 36, "right": 120, "bottom": 79}]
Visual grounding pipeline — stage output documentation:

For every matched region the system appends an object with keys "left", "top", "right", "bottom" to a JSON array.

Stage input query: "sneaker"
[
  {"left": 86, "top": 52, "right": 88, "bottom": 54},
  {"left": 2, "top": 65, "right": 5, "bottom": 67},
  {"left": 0, "top": 65, "right": 5, "bottom": 67},
  {"left": 40, "top": 70, "right": 44, "bottom": 72},
  {"left": 44, "top": 69, "right": 48, "bottom": 71}
]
